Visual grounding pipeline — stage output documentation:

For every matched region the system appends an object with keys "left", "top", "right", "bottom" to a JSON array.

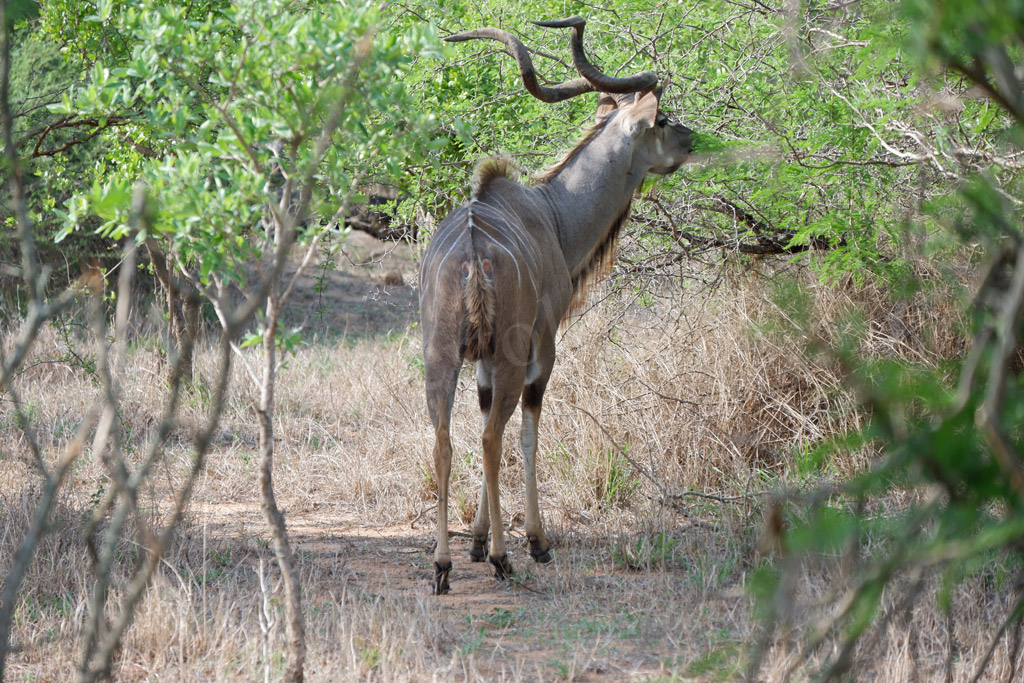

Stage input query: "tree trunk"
[
  {"left": 145, "top": 242, "right": 200, "bottom": 385},
  {"left": 257, "top": 293, "right": 306, "bottom": 682}
]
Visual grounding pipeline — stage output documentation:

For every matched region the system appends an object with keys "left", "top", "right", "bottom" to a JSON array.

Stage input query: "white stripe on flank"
[
  {"left": 430, "top": 217, "right": 467, "bottom": 297},
  {"left": 477, "top": 230, "right": 522, "bottom": 290},
  {"left": 487, "top": 196, "right": 541, "bottom": 261},
  {"left": 426, "top": 195, "right": 550, "bottom": 303},
  {"left": 472, "top": 201, "right": 539, "bottom": 296},
  {"left": 422, "top": 220, "right": 459, "bottom": 272},
  {"left": 481, "top": 212, "right": 536, "bottom": 264}
]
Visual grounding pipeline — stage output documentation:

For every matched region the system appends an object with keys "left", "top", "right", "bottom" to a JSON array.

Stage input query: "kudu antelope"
[{"left": 420, "top": 16, "right": 695, "bottom": 594}]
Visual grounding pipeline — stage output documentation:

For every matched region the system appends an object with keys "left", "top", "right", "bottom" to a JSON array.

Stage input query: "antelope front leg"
[
  {"left": 432, "top": 424, "right": 454, "bottom": 594},
  {"left": 521, "top": 403, "right": 552, "bottom": 563}
]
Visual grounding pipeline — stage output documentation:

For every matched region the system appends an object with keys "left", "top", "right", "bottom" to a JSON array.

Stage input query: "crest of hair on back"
[{"left": 471, "top": 156, "right": 521, "bottom": 198}]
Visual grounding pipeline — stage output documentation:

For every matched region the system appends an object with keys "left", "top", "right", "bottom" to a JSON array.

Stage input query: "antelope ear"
[
  {"left": 595, "top": 92, "right": 617, "bottom": 122},
  {"left": 624, "top": 87, "right": 660, "bottom": 134}
]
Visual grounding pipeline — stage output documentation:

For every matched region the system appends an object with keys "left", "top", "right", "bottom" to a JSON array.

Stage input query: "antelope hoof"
[
  {"left": 528, "top": 535, "right": 552, "bottom": 563},
  {"left": 530, "top": 547, "right": 553, "bottom": 563},
  {"left": 489, "top": 554, "right": 512, "bottom": 580},
  {"left": 432, "top": 561, "right": 452, "bottom": 595},
  {"left": 469, "top": 536, "right": 488, "bottom": 562},
  {"left": 532, "top": 549, "right": 553, "bottom": 563}
]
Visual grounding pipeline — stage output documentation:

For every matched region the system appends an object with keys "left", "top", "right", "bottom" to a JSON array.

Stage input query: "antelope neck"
[{"left": 534, "top": 116, "right": 645, "bottom": 277}]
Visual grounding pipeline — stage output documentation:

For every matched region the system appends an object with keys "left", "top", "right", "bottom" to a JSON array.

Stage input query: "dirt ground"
[
  {"left": 273, "top": 230, "right": 421, "bottom": 340},
  {"left": 190, "top": 495, "right": 730, "bottom": 680},
  {"left": 195, "top": 498, "right": 549, "bottom": 617}
]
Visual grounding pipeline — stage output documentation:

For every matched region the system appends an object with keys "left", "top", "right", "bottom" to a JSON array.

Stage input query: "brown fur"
[{"left": 462, "top": 259, "right": 496, "bottom": 361}]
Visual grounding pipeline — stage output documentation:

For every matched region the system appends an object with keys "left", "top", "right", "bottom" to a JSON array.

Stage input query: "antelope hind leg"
[
  {"left": 425, "top": 352, "right": 460, "bottom": 595},
  {"left": 433, "top": 561, "right": 452, "bottom": 596},
  {"left": 489, "top": 553, "right": 512, "bottom": 579},
  {"left": 469, "top": 478, "right": 488, "bottom": 562},
  {"left": 481, "top": 397, "right": 516, "bottom": 580},
  {"left": 430, "top": 423, "right": 454, "bottom": 595}
]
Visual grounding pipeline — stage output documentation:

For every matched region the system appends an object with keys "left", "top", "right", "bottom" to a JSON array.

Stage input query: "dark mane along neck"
[
  {"left": 564, "top": 198, "right": 632, "bottom": 318},
  {"left": 532, "top": 119, "right": 609, "bottom": 184}
]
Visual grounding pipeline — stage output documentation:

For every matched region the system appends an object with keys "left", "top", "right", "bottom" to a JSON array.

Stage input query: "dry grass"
[{"left": 1, "top": 243, "right": 1019, "bottom": 681}]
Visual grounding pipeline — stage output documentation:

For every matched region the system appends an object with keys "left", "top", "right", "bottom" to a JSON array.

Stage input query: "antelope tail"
[{"left": 462, "top": 257, "right": 496, "bottom": 361}]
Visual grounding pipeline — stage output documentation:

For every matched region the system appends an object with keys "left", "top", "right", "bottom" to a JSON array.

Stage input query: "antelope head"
[{"left": 445, "top": 16, "right": 695, "bottom": 177}]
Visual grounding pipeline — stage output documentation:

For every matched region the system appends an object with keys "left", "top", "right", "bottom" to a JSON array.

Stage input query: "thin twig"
[{"left": 969, "top": 583, "right": 1024, "bottom": 683}]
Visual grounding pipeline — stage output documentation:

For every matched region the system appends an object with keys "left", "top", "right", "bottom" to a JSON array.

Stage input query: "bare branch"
[
  {"left": 23, "top": 114, "right": 134, "bottom": 158},
  {"left": 976, "top": 241, "right": 1024, "bottom": 496},
  {"left": 566, "top": 400, "right": 669, "bottom": 500},
  {"left": 969, "top": 583, "right": 1024, "bottom": 683},
  {"left": 632, "top": 213, "right": 840, "bottom": 255},
  {"left": 0, "top": 9, "right": 99, "bottom": 676},
  {"left": 0, "top": 408, "right": 97, "bottom": 677},
  {"left": 78, "top": 332, "right": 237, "bottom": 682}
]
